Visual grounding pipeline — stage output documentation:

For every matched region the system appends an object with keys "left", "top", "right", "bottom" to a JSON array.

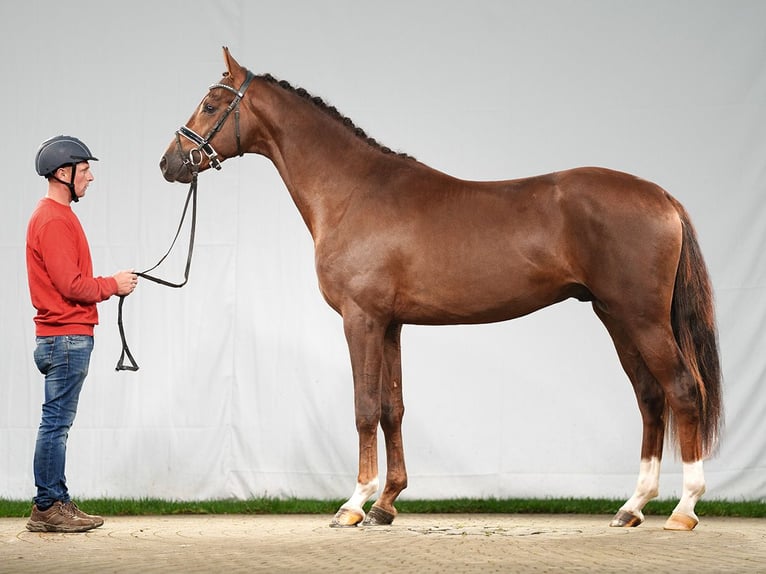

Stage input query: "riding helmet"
[{"left": 35, "top": 135, "right": 98, "bottom": 177}]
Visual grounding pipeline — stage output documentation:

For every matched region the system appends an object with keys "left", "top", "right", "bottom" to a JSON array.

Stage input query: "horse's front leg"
[
  {"left": 363, "top": 323, "right": 407, "bottom": 526},
  {"left": 331, "top": 311, "right": 386, "bottom": 528}
]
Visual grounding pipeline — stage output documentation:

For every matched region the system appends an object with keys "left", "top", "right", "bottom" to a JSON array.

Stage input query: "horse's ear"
[{"left": 222, "top": 46, "right": 244, "bottom": 79}]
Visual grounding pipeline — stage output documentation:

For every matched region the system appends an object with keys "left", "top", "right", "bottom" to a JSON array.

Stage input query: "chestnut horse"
[{"left": 160, "top": 48, "right": 722, "bottom": 531}]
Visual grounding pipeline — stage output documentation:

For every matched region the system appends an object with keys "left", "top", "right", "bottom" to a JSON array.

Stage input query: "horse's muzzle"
[{"left": 159, "top": 154, "right": 193, "bottom": 184}]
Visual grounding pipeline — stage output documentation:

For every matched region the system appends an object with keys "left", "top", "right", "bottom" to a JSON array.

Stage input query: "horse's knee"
[
  {"left": 355, "top": 412, "right": 380, "bottom": 434},
  {"left": 380, "top": 404, "right": 404, "bottom": 432}
]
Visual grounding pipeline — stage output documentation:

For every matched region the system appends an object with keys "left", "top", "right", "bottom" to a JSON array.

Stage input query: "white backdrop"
[{"left": 1, "top": 1, "right": 764, "bottom": 502}]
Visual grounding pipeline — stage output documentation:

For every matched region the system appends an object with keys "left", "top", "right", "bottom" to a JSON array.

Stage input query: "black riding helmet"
[{"left": 35, "top": 135, "right": 98, "bottom": 203}]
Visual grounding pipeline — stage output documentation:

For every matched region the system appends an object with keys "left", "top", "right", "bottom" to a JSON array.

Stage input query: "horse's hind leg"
[
  {"left": 624, "top": 320, "right": 708, "bottom": 531},
  {"left": 594, "top": 307, "right": 666, "bottom": 528},
  {"left": 363, "top": 324, "right": 407, "bottom": 526}
]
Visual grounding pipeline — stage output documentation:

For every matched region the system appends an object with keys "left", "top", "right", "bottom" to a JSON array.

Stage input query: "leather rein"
[{"left": 116, "top": 71, "right": 255, "bottom": 371}]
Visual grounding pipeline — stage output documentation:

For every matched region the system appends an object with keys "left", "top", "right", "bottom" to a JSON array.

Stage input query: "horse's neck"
[{"left": 250, "top": 83, "right": 368, "bottom": 238}]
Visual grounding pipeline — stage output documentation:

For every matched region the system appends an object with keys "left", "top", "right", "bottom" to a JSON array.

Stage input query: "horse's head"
[{"left": 160, "top": 47, "right": 254, "bottom": 184}]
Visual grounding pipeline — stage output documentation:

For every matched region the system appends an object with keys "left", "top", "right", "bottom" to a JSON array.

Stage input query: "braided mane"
[{"left": 260, "top": 73, "right": 414, "bottom": 160}]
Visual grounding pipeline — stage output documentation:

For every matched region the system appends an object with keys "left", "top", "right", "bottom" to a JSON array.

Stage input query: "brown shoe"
[
  {"left": 64, "top": 501, "right": 104, "bottom": 528},
  {"left": 26, "top": 501, "right": 97, "bottom": 533}
]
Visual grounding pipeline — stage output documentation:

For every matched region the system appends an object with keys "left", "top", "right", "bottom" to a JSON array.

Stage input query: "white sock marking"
[{"left": 620, "top": 457, "right": 661, "bottom": 519}]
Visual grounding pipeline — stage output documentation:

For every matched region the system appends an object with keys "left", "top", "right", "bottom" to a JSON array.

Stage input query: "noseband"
[{"left": 175, "top": 70, "right": 255, "bottom": 171}]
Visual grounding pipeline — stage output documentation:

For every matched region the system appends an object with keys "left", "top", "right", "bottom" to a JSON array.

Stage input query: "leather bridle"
[
  {"left": 174, "top": 70, "right": 255, "bottom": 172},
  {"left": 116, "top": 70, "right": 256, "bottom": 371}
]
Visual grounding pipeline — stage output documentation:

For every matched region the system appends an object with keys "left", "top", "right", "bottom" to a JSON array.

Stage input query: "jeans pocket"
[
  {"left": 65, "top": 335, "right": 95, "bottom": 351},
  {"left": 33, "top": 337, "right": 55, "bottom": 375},
  {"left": 64, "top": 335, "right": 94, "bottom": 379}
]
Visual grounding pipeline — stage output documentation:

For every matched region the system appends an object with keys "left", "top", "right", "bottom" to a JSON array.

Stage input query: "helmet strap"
[
  {"left": 68, "top": 168, "right": 78, "bottom": 203},
  {"left": 50, "top": 165, "right": 79, "bottom": 203}
]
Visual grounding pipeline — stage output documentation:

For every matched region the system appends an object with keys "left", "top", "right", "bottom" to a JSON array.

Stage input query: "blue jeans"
[{"left": 32, "top": 335, "right": 93, "bottom": 508}]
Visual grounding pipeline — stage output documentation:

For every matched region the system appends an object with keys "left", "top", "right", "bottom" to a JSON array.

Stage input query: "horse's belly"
[{"left": 396, "top": 273, "right": 580, "bottom": 325}]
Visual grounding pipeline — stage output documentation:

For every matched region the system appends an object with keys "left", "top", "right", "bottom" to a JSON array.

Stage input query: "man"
[{"left": 25, "top": 135, "right": 138, "bottom": 532}]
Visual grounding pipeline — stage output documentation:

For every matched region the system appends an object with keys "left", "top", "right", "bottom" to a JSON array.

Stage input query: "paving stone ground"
[{"left": 1, "top": 513, "right": 764, "bottom": 573}]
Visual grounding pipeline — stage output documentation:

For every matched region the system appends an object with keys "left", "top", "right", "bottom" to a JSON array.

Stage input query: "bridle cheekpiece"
[{"left": 175, "top": 70, "right": 255, "bottom": 171}]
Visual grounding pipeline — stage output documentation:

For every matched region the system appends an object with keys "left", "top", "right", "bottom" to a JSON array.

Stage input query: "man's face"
[{"left": 58, "top": 162, "right": 94, "bottom": 199}]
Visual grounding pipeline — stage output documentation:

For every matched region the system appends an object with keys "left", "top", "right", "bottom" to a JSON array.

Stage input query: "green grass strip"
[{"left": 0, "top": 498, "right": 763, "bottom": 518}]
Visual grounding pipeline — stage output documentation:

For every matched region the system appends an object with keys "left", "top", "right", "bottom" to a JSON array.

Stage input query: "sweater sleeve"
[{"left": 38, "top": 219, "right": 119, "bottom": 304}]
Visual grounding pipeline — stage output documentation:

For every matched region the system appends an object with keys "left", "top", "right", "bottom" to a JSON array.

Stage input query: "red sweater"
[{"left": 26, "top": 198, "right": 118, "bottom": 336}]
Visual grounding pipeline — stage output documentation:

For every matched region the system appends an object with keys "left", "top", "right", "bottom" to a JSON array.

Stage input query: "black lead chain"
[{"left": 115, "top": 174, "right": 198, "bottom": 371}]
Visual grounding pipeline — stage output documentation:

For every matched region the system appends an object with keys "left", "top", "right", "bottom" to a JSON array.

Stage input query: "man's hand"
[{"left": 114, "top": 270, "right": 138, "bottom": 296}]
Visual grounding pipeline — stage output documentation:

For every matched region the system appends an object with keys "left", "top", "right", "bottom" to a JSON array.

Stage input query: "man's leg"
[{"left": 28, "top": 335, "right": 100, "bottom": 532}]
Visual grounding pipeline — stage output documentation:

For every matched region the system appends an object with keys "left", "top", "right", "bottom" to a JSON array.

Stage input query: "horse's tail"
[{"left": 668, "top": 198, "right": 723, "bottom": 458}]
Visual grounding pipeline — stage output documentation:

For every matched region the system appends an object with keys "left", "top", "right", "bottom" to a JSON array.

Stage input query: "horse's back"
[{"left": 401, "top": 164, "right": 683, "bottom": 273}]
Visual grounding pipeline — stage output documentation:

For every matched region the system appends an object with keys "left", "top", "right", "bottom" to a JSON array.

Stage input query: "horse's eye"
[{"left": 202, "top": 103, "right": 216, "bottom": 114}]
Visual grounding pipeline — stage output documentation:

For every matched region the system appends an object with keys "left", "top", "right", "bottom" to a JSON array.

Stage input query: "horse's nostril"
[{"left": 159, "top": 156, "right": 167, "bottom": 173}]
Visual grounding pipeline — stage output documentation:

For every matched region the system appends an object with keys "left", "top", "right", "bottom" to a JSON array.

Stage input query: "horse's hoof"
[
  {"left": 609, "top": 509, "right": 644, "bottom": 528},
  {"left": 361, "top": 505, "right": 396, "bottom": 526},
  {"left": 330, "top": 507, "right": 364, "bottom": 528},
  {"left": 663, "top": 512, "right": 698, "bottom": 531}
]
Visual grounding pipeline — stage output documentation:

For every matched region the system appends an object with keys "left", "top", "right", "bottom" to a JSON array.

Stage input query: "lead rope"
[{"left": 116, "top": 173, "right": 198, "bottom": 371}]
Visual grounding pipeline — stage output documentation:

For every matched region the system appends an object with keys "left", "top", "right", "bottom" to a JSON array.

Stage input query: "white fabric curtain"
[{"left": 1, "top": 0, "right": 764, "bottom": 502}]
